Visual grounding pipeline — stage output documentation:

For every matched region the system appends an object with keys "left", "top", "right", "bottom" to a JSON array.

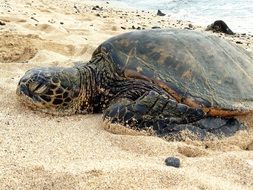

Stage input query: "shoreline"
[
  {"left": 95, "top": 0, "right": 253, "bottom": 35},
  {"left": 83, "top": 0, "right": 253, "bottom": 53}
]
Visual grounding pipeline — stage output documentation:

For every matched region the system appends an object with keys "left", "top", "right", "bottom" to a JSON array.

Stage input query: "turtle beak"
[
  {"left": 16, "top": 73, "right": 31, "bottom": 97},
  {"left": 16, "top": 69, "right": 49, "bottom": 103},
  {"left": 16, "top": 83, "right": 30, "bottom": 97}
]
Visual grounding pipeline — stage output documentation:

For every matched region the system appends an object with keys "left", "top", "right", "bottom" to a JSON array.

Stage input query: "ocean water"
[{"left": 100, "top": 0, "right": 253, "bottom": 34}]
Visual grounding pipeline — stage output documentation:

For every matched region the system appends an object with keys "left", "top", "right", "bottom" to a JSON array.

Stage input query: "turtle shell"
[{"left": 92, "top": 29, "right": 253, "bottom": 116}]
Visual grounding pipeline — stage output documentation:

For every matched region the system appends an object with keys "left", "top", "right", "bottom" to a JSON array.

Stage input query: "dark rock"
[
  {"left": 236, "top": 41, "right": 243, "bottom": 44},
  {"left": 157, "top": 10, "right": 166, "bottom": 16},
  {"left": 206, "top": 20, "right": 235, "bottom": 35},
  {"left": 92, "top": 5, "right": 103, "bottom": 11},
  {"left": 121, "top": 26, "right": 126, "bottom": 30},
  {"left": 188, "top": 23, "right": 193, "bottom": 28},
  {"left": 132, "top": 25, "right": 135, "bottom": 29},
  {"left": 30, "top": 17, "right": 39, "bottom": 22},
  {"left": 73, "top": 5, "right": 80, "bottom": 13},
  {"left": 152, "top": 26, "right": 161, "bottom": 29},
  {"left": 0, "top": 21, "right": 6, "bottom": 25},
  {"left": 184, "top": 27, "right": 192, "bottom": 30},
  {"left": 165, "top": 157, "right": 180, "bottom": 168},
  {"left": 60, "top": 22, "right": 64, "bottom": 25},
  {"left": 92, "top": 5, "right": 99, "bottom": 10},
  {"left": 137, "top": 26, "right": 141, "bottom": 30}
]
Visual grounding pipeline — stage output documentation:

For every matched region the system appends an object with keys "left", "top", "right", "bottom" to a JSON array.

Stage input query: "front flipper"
[{"left": 102, "top": 91, "right": 245, "bottom": 140}]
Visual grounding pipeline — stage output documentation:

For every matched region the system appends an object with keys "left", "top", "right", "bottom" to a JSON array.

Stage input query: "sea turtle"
[{"left": 16, "top": 29, "right": 253, "bottom": 140}]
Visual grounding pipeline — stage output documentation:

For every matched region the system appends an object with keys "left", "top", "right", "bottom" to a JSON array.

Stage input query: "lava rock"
[
  {"left": 206, "top": 20, "right": 234, "bottom": 35},
  {"left": 157, "top": 10, "right": 166, "bottom": 16},
  {"left": 165, "top": 157, "right": 180, "bottom": 168},
  {"left": 0, "top": 21, "right": 6, "bottom": 26},
  {"left": 152, "top": 26, "right": 161, "bottom": 29},
  {"left": 236, "top": 41, "right": 243, "bottom": 44},
  {"left": 92, "top": 5, "right": 102, "bottom": 11},
  {"left": 73, "top": 5, "right": 80, "bottom": 13},
  {"left": 188, "top": 23, "right": 193, "bottom": 28}
]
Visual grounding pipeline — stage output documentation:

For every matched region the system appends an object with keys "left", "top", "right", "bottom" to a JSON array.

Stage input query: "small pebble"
[
  {"left": 152, "top": 26, "right": 161, "bottom": 29},
  {"left": 73, "top": 5, "right": 80, "bottom": 13},
  {"left": 92, "top": 6, "right": 98, "bottom": 10},
  {"left": 188, "top": 23, "right": 193, "bottom": 28},
  {"left": 0, "top": 21, "right": 6, "bottom": 25},
  {"left": 165, "top": 157, "right": 180, "bottom": 168},
  {"left": 236, "top": 41, "right": 243, "bottom": 44},
  {"left": 92, "top": 5, "right": 102, "bottom": 11},
  {"left": 31, "top": 17, "right": 39, "bottom": 22}
]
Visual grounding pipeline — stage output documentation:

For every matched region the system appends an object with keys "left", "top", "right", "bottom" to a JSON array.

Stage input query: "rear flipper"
[
  {"left": 156, "top": 117, "right": 245, "bottom": 141},
  {"left": 103, "top": 91, "right": 245, "bottom": 141}
]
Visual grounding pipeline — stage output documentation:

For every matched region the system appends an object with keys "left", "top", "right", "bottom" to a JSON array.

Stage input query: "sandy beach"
[{"left": 0, "top": 0, "right": 253, "bottom": 189}]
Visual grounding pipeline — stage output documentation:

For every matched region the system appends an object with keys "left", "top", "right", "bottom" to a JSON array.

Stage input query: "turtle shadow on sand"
[{"left": 16, "top": 29, "right": 253, "bottom": 141}]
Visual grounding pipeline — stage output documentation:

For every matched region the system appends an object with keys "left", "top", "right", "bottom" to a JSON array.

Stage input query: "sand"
[{"left": 0, "top": 0, "right": 253, "bottom": 189}]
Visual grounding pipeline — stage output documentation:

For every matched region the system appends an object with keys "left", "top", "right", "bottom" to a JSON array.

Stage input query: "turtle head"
[{"left": 16, "top": 67, "right": 87, "bottom": 115}]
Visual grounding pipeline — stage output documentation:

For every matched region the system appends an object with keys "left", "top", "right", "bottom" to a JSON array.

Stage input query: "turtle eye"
[
  {"left": 33, "top": 84, "right": 48, "bottom": 94},
  {"left": 28, "top": 82, "right": 40, "bottom": 92},
  {"left": 29, "top": 82, "right": 47, "bottom": 94}
]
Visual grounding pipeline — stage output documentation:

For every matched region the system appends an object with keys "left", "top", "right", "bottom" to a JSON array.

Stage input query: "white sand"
[{"left": 0, "top": 0, "right": 253, "bottom": 189}]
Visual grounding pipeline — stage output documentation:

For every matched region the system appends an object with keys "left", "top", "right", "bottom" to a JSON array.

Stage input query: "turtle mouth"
[
  {"left": 16, "top": 71, "right": 59, "bottom": 112},
  {"left": 16, "top": 84, "right": 73, "bottom": 116},
  {"left": 17, "top": 81, "right": 51, "bottom": 109}
]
